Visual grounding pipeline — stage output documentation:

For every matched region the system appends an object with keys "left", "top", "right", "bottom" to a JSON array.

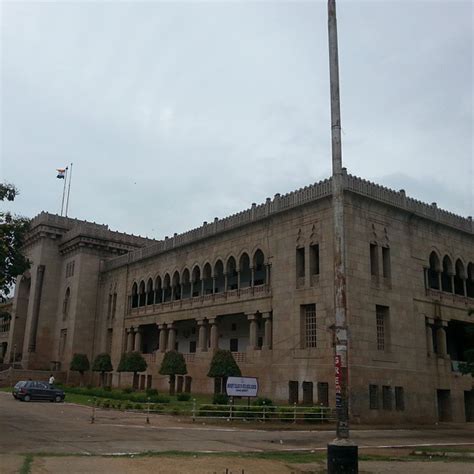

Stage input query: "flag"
[{"left": 57, "top": 168, "right": 66, "bottom": 179}]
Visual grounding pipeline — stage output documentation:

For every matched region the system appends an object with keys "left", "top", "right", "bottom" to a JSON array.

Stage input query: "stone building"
[{"left": 4, "top": 172, "right": 474, "bottom": 423}]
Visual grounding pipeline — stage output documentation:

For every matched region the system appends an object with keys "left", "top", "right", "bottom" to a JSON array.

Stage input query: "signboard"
[
  {"left": 334, "top": 355, "right": 342, "bottom": 409},
  {"left": 226, "top": 377, "right": 259, "bottom": 397}
]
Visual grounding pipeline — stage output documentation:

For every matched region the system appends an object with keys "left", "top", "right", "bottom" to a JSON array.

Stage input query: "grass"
[{"left": 19, "top": 454, "right": 34, "bottom": 474}]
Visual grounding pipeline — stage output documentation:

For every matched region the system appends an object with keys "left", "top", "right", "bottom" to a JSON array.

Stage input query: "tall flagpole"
[
  {"left": 65, "top": 162, "right": 73, "bottom": 217},
  {"left": 327, "top": 1, "right": 358, "bottom": 472},
  {"left": 60, "top": 167, "right": 68, "bottom": 217}
]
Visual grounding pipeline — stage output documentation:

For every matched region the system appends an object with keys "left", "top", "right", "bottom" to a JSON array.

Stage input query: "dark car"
[{"left": 12, "top": 381, "right": 65, "bottom": 402}]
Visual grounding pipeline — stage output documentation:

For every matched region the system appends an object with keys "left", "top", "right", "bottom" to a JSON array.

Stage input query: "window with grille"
[
  {"left": 395, "top": 386, "right": 405, "bottom": 411},
  {"left": 302, "top": 304, "right": 317, "bottom": 348},
  {"left": 376, "top": 305, "right": 389, "bottom": 351},
  {"left": 382, "top": 385, "right": 392, "bottom": 410},
  {"left": 369, "top": 384, "right": 379, "bottom": 409}
]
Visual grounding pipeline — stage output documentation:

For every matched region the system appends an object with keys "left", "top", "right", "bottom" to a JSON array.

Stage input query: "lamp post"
[{"left": 327, "top": 1, "right": 358, "bottom": 472}]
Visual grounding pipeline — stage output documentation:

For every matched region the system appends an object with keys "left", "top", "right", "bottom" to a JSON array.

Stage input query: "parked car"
[{"left": 12, "top": 381, "right": 65, "bottom": 402}]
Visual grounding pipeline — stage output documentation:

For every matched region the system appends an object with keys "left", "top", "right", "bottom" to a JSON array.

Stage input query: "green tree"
[
  {"left": 92, "top": 353, "right": 113, "bottom": 387},
  {"left": 117, "top": 351, "right": 147, "bottom": 390},
  {"left": 0, "top": 183, "right": 30, "bottom": 302},
  {"left": 207, "top": 349, "right": 241, "bottom": 394},
  {"left": 159, "top": 350, "right": 187, "bottom": 395},
  {"left": 70, "top": 353, "right": 90, "bottom": 387}
]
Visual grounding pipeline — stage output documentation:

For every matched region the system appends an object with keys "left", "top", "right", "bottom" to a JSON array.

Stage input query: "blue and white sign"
[{"left": 226, "top": 377, "right": 259, "bottom": 397}]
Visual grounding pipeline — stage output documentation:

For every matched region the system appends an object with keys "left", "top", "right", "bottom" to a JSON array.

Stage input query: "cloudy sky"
[{"left": 1, "top": 0, "right": 472, "bottom": 239}]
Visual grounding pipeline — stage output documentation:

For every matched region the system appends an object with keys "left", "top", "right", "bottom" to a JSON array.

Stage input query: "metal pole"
[
  {"left": 327, "top": 1, "right": 358, "bottom": 472},
  {"left": 65, "top": 162, "right": 73, "bottom": 217},
  {"left": 60, "top": 167, "right": 68, "bottom": 216}
]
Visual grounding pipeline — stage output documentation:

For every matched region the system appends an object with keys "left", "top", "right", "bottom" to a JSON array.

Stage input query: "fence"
[{"left": 191, "top": 401, "right": 336, "bottom": 424}]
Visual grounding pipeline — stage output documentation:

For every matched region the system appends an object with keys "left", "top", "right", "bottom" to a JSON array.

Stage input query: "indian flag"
[{"left": 56, "top": 168, "right": 66, "bottom": 179}]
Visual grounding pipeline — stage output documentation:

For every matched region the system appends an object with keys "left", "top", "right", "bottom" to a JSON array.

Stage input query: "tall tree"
[
  {"left": 159, "top": 350, "right": 187, "bottom": 395},
  {"left": 92, "top": 353, "right": 113, "bottom": 388},
  {"left": 0, "top": 183, "right": 30, "bottom": 302},
  {"left": 117, "top": 351, "right": 147, "bottom": 390},
  {"left": 207, "top": 349, "right": 241, "bottom": 394},
  {"left": 70, "top": 353, "right": 90, "bottom": 387}
]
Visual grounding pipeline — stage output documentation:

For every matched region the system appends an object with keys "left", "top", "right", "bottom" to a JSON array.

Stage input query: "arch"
[
  {"left": 154, "top": 275, "right": 163, "bottom": 303},
  {"left": 454, "top": 259, "right": 466, "bottom": 296},
  {"left": 62, "top": 287, "right": 70, "bottom": 320},
  {"left": 172, "top": 270, "right": 181, "bottom": 300},
  {"left": 203, "top": 262, "right": 213, "bottom": 294},
  {"left": 191, "top": 265, "right": 201, "bottom": 297},
  {"left": 427, "top": 251, "right": 441, "bottom": 290},
  {"left": 181, "top": 268, "right": 191, "bottom": 298},
  {"left": 131, "top": 282, "right": 138, "bottom": 308},
  {"left": 138, "top": 280, "right": 146, "bottom": 307},
  {"left": 467, "top": 262, "right": 474, "bottom": 298},
  {"left": 253, "top": 249, "right": 266, "bottom": 285},
  {"left": 239, "top": 252, "right": 251, "bottom": 288},
  {"left": 214, "top": 259, "right": 225, "bottom": 293},
  {"left": 226, "top": 256, "right": 238, "bottom": 290},
  {"left": 146, "top": 278, "right": 154, "bottom": 305},
  {"left": 163, "top": 273, "right": 171, "bottom": 302},
  {"left": 441, "top": 255, "right": 453, "bottom": 293}
]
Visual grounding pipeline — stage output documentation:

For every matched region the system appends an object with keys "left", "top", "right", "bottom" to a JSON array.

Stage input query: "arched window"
[
  {"left": 253, "top": 249, "right": 265, "bottom": 285},
  {"left": 181, "top": 268, "right": 191, "bottom": 299},
  {"left": 138, "top": 280, "right": 146, "bottom": 307},
  {"left": 192, "top": 266, "right": 201, "bottom": 297},
  {"left": 441, "top": 256, "right": 453, "bottom": 293},
  {"left": 172, "top": 271, "right": 181, "bottom": 300},
  {"left": 203, "top": 263, "right": 213, "bottom": 295},
  {"left": 146, "top": 278, "right": 154, "bottom": 305},
  {"left": 467, "top": 263, "right": 474, "bottom": 298},
  {"left": 427, "top": 252, "right": 440, "bottom": 290},
  {"left": 131, "top": 282, "right": 138, "bottom": 308},
  {"left": 163, "top": 274, "right": 171, "bottom": 302},
  {"left": 214, "top": 260, "right": 225, "bottom": 293},
  {"left": 154, "top": 276, "right": 163, "bottom": 303},
  {"left": 239, "top": 253, "right": 251, "bottom": 288},
  {"left": 226, "top": 256, "right": 238, "bottom": 290},
  {"left": 62, "top": 288, "right": 70, "bottom": 320},
  {"left": 454, "top": 259, "right": 466, "bottom": 296}
]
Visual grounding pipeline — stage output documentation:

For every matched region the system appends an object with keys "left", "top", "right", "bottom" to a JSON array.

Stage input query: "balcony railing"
[
  {"left": 129, "top": 284, "right": 271, "bottom": 315},
  {"left": 231, "top": 352, "right": 246, "bottom": 363}
]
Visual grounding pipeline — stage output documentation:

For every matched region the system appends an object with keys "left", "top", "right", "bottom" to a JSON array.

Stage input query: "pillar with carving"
[
  {"left": 197, "top": 320, "right": 208, "bottom": 352},
  {"left": 158, "top": 324, "right": 167, "bottom": 353},
  {"left": 247, "top": 313, "right": 257, "bottom": 350},
  {"left": 168, "top": 323, "right": 176, "bottom": 351},
  {"left": 209, "top": 318, "right": 219, "bottom": 351}
]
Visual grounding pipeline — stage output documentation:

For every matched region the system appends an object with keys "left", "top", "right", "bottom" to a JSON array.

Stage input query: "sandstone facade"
[{"left": 5, "top": 173, "right": 474, "bottom": 423}]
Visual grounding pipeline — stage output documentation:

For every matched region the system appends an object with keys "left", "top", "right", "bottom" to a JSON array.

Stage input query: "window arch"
[
  {"left": 146, "top": 278, "right": 154, "bottom": 305},
  {"left": 427, "top": 251, "right": 441, "bottom": 290},
  {"left": 203, "top": 262, "right": 213, "bottom": 295},
  {"left": 253, "top": 249, "right": 265, "bottom": 285},
  {"left": 131, "top": 282, "right": 138, "bottom": 308},
  {"left": 62, "top": 288, "right": 70, "bottom": 320},
  {"left": 239, "top": 253, "right": 251, "bottom": 288},
  {"left": 214, "top": 260, "right": 225, "bottom": 293},
  {"left": 154, "top": 275, "right": 162, "bottom": 303},
  {"left": 163, "top": 274, "right": 171, "bottom": 302},
  {"left": 172, "top": 270, "right": 181, "bottom": 300},
  {"left": 138, "top": 280, "right": 146, "bottom": 307},
  {"left": 191, "top": 266, "right": 201, "bottom": 297},
  {"left": 181, "top": 268, "right": 191, "bottom": 299},
  {"left": 226, "top": 256, "right": 238, "bottom": 290},
  {"left": 441, "top": 255, "right": 453, "bottom": 293},
  {"left": 454, "top": 259, "right": 466, "bottom": 296}
]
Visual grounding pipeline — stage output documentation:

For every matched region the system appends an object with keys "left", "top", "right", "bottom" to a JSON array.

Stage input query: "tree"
[
  {"left": 117, "top": 351, "right": 147, "bottom": 390},
  {"left": 92, "top": 353, "right": 113, "bottom": 387},
  {"left": 159, "top": 350, "right": 187, "bottom": 395},
  {"left": 0, "top": 183, "right": 30, "bottom": 302},
  {"left": 70, "top": 353, "right": 90, "bottom": 387},
  {"left": 207, "top": 349, "right": 241, "bottom": 394}
]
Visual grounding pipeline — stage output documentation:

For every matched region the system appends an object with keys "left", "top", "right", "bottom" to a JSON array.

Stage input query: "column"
[
  {"left": 201, "top": 279, "right": 205, "bottom": 296},
  {"left": 237, "top": 270, "right": 241, "bottom": 290},
  {"left": 168, "top": 323, "right": 176, "bottom": 351},
  {"left": 263, "top": 313, "right": 272, "bottom": 350},
  {"left": 250, "top": 267, "right": 255, "bottom": 287},
  {"left": 126, "top": 328, "right": 134, "bottom": 352},
  {"left": 265, "top": 264, "right": 270, "bottom": 286},
  {"left": 450, "top": 274, "right": 455, "bottom": 294},
  {"left": 190, "top": 280, "right": 194, "bottom": 297},
  {"left": 462, "top": 278, "right": 467, "bottom": 297},
  {"left": 134, "top": 328, "right": 142, "bottom": 352},
  {"left": 224, "top": 273, "right": 228, "bottom": 292},
  {"left": 197, "top": 320, "right": 208, "bottom": 352},
  {"left": 158, "top": 324, "right": 167, "bottom": 353},
  {"left": 171, "top": 286, "right": 175, "bottom": 301},
  {"left": 209, "top": 318, "right": 219, "bottom": 351},
  {"left": 436, "top": 323, "right": 448, "bottom": 357},
  {"left": 247, "top": 314, "right": 257, "bottom": 350},
  {"left": 425, "top": 319, "right": 433, "bottom": 356},
  {"left": 161, "top": 288, "right": 165, "bottom": 303},
  {"left": 437, "top": 272, "right": 442, "bottom": 291}
]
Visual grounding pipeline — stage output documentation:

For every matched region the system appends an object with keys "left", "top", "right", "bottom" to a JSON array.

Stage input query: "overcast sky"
[{"left": 1, "top": 0, "right": 472, "bottom": 239}]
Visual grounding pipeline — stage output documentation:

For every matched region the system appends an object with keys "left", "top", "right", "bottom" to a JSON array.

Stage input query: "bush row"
[{"left": 65, "top": 386, "right": 171, "bottom": 404}]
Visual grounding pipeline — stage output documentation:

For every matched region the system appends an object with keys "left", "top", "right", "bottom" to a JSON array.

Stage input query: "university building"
[{"left": 3, "top": 171, "right": 474, "bottom": 423}]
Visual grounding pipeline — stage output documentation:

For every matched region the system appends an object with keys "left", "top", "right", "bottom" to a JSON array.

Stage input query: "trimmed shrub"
[
  {"left": 213, "top": 393, "right": 229, "bottom": 405},
  {"left": 134, "top": 403, "right": 143, "bottom": 410},
  {"left": 146, "top": 388, "right": 159, "bottom": 397},
  {"left": 176, "top": 393, "right": 191, "bottom": 402},
  {"left": 253, "top": 397, "right": 273, "bottom": 406},
  {"left": 122, "top": 386, "right": 133, "bottom": 394}
]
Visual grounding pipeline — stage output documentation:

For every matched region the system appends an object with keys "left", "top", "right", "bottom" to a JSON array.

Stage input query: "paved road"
[{"left": 1, "top": 392, "right": 473, "bottom": 455}]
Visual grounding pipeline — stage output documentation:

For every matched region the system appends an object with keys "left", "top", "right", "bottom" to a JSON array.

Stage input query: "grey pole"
[{"left": 327, "top": 1, "right": 358, "bottom": 472}]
